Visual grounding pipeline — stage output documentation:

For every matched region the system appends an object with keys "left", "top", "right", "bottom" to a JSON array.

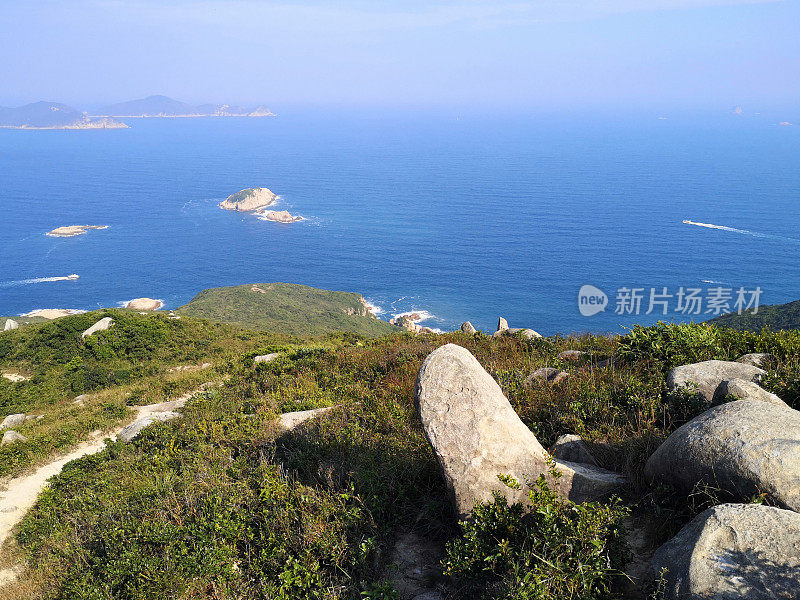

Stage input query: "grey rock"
[
  {"left": 552, "top": 371, "right": 570, "bottom": 384},
  {"left": 81, "top": 317, "right": 114, "bottom": 339},
  {"left": 645, "top": 399, "right": 800, "bottom": 511},
  {"left": 667, "top": 360, "right": 765, "bottom": 404},
  {"left": 72, "top": 394, "right": 87, "bottom": 405},
  {"left": 713, "top": 378, "right": 787, "bottom": 407},
  {"left": 551, "top": 434, "right": 598, "bottom": 466},
  {"left": 415, "top": 344, "right": 626, "bottom": 517},
  {"left": 278, "top": 406, "right": 338, "bottom": 432},
  {"left": 460, "top": 321, "right": 477, "bottom": 335},
  {"left": 558, "top": 350, "right": 588, "bottom": 362},
  {"left": 524, "top": 367, "right": 560, "bottom": 385},
  {"left": 117, "top": 411, "right": 181, "bottom": 442},
  {"left": 0, "top": 413, "right": 26, "bottom": 430},
  {"left": 650, "top": 503, "right": 800, "bottom": 600},
  {"left": 520, "top": 328, "right": 542, "bottom": 339},
  {"left": 254, "top": 353, "right": 281, "bottom": 364},
  {"left": 736, "top": 353, "right": 777, "bottom": 368},
  {"left": 497, "top": 317, "right": 509, "bottom": 331},
  {"left": 1, "top": 430, "right": 27, "bottom": 446},
  {"left": 3, "top": 319, "right": 19, "bottom": 331}
]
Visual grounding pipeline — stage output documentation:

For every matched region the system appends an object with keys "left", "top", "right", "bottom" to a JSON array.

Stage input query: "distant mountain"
[
  {"left": 0, "top": 101, "right": 127, "bottom": 129},
  {"left": 708, "top": 299, "right": 800, "bottom": 331},
  {"left": 94, "top": 95, "right": 275, "bottom": 118}
]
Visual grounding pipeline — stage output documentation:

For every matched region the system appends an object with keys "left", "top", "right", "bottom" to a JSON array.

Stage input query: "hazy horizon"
[{"left": 2, "top": 0, "right": 798, "bottom": 114}]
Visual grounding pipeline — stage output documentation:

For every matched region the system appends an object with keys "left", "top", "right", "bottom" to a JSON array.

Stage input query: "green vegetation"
[
  {"left": 444, "top": 467, "right": 629, "bottom": 600},
  {"left": 708, "top": 298, "right": 800, "bottom": 331},
  {"left": 177, "top": 283, "right": 398, "bottom": 337},
  {"left": 0, "top": 309, "right": 285, "bottom": 478},
  {"left": 226, "top": 188, "right": 260, "bottom": 203},
  {"left": 5, "top": 321, "right": 800, "bottom": 599}
]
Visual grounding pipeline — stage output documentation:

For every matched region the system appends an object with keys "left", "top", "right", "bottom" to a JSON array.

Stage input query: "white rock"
[
  {"left": 1, "top": 431, "right": 27, "bottom": 446},
  {"left": 81, "top": 317, "right": 114, "bottom": 339},
  {"left": 117, "top": 412, "right": 181, "bottom": 443},
  {"left": 278, "top": 406, "right": 338, "bottom": 431},
  {"left": 254, "top": 353, "right": 281, "bottom": 364},
  {"left": 0, "top": 414, "right": 26, "bottom": 430},
  {"left": 3, "top": 319, "right": 19, "bottom": 331}
]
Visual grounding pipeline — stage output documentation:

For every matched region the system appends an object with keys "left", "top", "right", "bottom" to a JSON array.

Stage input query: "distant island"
[
  {"left": 218, "top": 188, "right": 278, "bottom": 212},
  {"left": 91, "top": 95, "right": 275, "bottom": 119},
  {"left": 0, "top": 95, "right": 275, "bottom": 129},
  {"left": 257, "top": 210, "right": 304, "bottom": 223},
  {"left": 46, "top": 225, "right": 109, "bottom": 237},
  {"left": 0, "top": 102, "right": 127, "bottom": 130}
]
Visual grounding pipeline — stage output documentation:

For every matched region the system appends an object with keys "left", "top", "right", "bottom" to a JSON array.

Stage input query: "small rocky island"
[
  {"left": 46, "top": 225, "right": 109, "bottom": 238},
  {"left": 218, "top": 188, "right": 278, "bottom": 212},
  {"left": 257, "top": 210, "right": 304, "bottom": 223}
]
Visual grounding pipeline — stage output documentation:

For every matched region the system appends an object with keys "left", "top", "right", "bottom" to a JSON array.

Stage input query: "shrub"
[{"left": 443, "top": 465, "right": 630, "bottom": 600}]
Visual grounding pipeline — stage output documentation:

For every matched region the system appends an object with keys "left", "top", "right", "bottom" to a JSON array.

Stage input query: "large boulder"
[
  {"left": 0, "top": 413, "right": 26, "bottom": 430},
  {"left": 650, "top": 503, "right": 800, "bottom": 599},
  {"left": 667, "top": 360, "right": 765, "bottom": 404},
  {"left": 81, "top": 317, "right": 114, "bottom": 339},
  {"left": 496, "top": 317, "right": 509, "bottom": 332},
  {"left": 125, "top": 298, "right": 163, "bottom": 311},
  {"left": 117, "top": 412, "right": 181, "bottom": 443},
  {"left": 645, "top": 399, "right": 800, "bottom": 510},
  {"left": 460, "top": 321, "right": 477, "bottom": 335},
  {"left": 1, "top": 430, "right": 27, "bottom": 446},
  {"left": 415, "top": 344, "right": 626, "bottom": 517},
  {"left": 4, "top": 319, "right": 19, "bottom": 331},
  {"left": 713, "top": 378, "right": 787, "bottom": 407}
]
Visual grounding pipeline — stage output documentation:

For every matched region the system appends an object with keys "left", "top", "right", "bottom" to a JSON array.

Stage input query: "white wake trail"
[
  {"left": 683, "top": 220, "right": 800, "bottom": 244},
  {"left": 0, "top": 275, "right": 79, "bottom": 288}
]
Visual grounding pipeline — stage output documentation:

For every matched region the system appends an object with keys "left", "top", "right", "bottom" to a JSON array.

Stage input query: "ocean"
[{"left": 2, "top": 109, "right": 799, "bottom": 335}]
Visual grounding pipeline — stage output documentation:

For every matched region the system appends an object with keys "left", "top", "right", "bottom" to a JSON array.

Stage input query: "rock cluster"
[
  {"left": 491, "top": 317, "right": 541, "bottom": 340},
  {"left": 645, "top": 355, "right": 800, "bottom": 597},
  {"left": 667, "top": 359, "right": 765, "bottom": 404}
]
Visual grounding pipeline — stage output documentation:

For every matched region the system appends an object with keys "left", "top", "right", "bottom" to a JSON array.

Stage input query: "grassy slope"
[
  {"left": 0, "top": 309, "right": 291, "bottom": 478},
  {"left": 177, "top": 282, "right": 398, "bottom": 337},
  {"left": 10, "top": 322, "right": 800, "bottom": 599},
  {"left": 708, "top": 298, "right": 800, "bottom": 331}
]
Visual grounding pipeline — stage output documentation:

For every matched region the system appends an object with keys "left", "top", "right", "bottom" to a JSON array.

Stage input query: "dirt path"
[{"left": 0, "top": 385, "right": 214, "bottom": 585}]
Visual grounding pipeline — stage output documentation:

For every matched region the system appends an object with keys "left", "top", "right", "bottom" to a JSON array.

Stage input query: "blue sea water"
[{"left": 1, "top": 110, "right": 799, "bottom": 335}]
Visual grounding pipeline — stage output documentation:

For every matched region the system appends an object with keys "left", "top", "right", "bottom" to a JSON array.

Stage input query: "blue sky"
[{"left": 1, "top": 0, "right": 798, "bottom": 111}]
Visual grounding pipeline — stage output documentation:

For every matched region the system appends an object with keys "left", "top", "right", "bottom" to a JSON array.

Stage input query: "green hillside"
[
  {"left": 6, "top": 321, "right": 800, "bottom": 599},
  {"left": 177, "top": 282, "right": 398, "bottom": 336},
  {"left": 708, "top": 298, "right": 800, "bottom": 331}
]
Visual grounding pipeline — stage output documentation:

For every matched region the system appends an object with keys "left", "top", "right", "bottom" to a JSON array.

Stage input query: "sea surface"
[{"left": 2, "top": 109, "right": 799, "bottom": 335}]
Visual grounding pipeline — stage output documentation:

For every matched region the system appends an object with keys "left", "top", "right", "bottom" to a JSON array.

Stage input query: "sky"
[{"left": 1, "top": 0, "right": 798, "bottom": 111}]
